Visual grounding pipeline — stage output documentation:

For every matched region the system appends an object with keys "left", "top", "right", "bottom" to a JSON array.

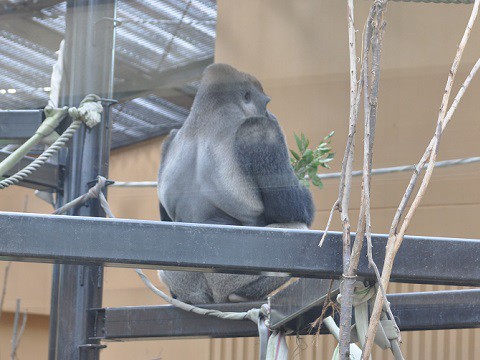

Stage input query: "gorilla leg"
[
  {"left": 204, "top": 273, "right": 289, "bottom": 303},
  {"left": 227, "top": 276, "right": 290, "bottom": 302},
  {"left": 204, "top": 273, "right": 263, "bottom": 303},
  {"left": 158, "top": 270, "right": 213, "bottom": 304}
]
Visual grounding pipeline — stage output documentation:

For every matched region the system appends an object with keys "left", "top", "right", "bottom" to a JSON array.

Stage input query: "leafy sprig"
[{"left": 290, "top": 131, "right": 335, "bottom": 189}]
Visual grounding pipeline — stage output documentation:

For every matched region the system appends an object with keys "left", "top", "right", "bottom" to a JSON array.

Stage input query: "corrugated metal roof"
[{"left": 0, "top": 0, "right": 216, "bottom": 148}]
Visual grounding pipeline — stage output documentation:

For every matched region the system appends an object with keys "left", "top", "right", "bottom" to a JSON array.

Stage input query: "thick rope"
[
  {"left": 0, "top": 120, "right": 80, "bottom": 190},
  {"left": 0, "top": 95, "right": 102, "bottom": 190},
  {"left": 135, "top": 269, "right": 260, "bottom": 322},
  {"left": 53, "top": 176, "right": 111, "bottom": 216},
  {"left": 332, "top": 283, "right": 402, "bottom": 360}
]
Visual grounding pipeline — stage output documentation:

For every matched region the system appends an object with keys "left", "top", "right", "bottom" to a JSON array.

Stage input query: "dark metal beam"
[
  {"left": 269, "top": 278, "right": 340, "bottom": 329},
  {"left": 1, "top": 211, "right": 480, "bottom": 286},
  {"left": 114, "top": 57, "right": 212, "bottom": 102},
  {"left": 0, "top": 110, "right": 44, "bottom": 141},
  {"left": 0, "top": 0, "right": 64, "bottom": 17},
  {"left": 270, "top": 279, "right": 480, "bottom": 332},
  {"left": 2, "top": 16, "right": 64, "bottom": 53},
  {"left": 48, "top": 1, "right": 116, "bottom": 359},
  {"left": 91, "top": 289, "right": 480, "bottom": 340},
  {"left": 388, "top": 289, "right": 480, "bottom": 331},
  {"left": 0, "top": 150, "right": 60, "bottom": 191},
  {"left": 149, "top": 86, "right": 196, "bottom": 110},
  {"left": 270, "top": 278, "right": 480, "bottom": 333},
  {"left": 91, "top": 302, "right": 263, "bottom": 341}
]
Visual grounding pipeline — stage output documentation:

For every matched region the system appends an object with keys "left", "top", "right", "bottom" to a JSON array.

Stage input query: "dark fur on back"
[{"left": 235, "top": 116, "right": 314, "bottom": 226}]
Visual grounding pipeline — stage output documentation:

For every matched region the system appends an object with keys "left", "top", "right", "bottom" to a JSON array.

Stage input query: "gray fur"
[{"left": 158, "top": 63, "right": 314, "bottom": 304}]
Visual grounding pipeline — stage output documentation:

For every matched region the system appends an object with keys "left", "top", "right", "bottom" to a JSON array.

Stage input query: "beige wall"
[
  {"left": 213, "top": 0, "right": 480, "bottom": 359},
  {"left": 1, "top": 0, "right": 480, "bottom": 358}
]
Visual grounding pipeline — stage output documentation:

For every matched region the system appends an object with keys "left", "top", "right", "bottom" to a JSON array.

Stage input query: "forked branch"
[{"left": 361, "top": 1, "right": 480, "bottom": 358}]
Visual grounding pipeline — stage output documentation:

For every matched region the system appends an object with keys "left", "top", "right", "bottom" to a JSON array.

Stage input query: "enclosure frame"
[{"left": 0, "top": 0, "right": 479, "bottom": 359}]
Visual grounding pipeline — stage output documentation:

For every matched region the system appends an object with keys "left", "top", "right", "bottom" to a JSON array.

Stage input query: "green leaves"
[{"left": 290, "top": 131, "right": 335, "bottom": 189}]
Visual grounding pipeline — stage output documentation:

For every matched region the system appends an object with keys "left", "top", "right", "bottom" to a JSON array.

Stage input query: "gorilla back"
[{"left": 158, "top": 63, "right": 314, "bottom": 304}]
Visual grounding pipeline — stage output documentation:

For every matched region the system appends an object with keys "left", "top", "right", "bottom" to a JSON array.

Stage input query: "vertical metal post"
[{"left": 49, "top": 1, "right": 116, "bottom": 359}]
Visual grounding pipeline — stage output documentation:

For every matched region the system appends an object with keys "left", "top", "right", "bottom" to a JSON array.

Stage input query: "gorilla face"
[{"left": 193, "top": 63, "right": 271, "bottom": 120}]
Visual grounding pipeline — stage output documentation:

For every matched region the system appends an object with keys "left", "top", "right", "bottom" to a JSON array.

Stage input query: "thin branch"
[
  {"left": 11, "top": 309, "right": 27, "bottom": 360},
  {"left": 361, "top": 1, "right": 480, "bottom": 358},
  {"left": 337, "top": 1, "right": 385, "bottom": 358},
  {"left": 360, "top": 3, "right": 402, "bottom": 353},
  {"left": 389, "top": 56, "right": 480, "bottom": 238},
  {"left": 10, "top": 299, "right": 21, "bottom": 360},
  {"left": 0, "top": 262, "right": 11, "bottom": 325},
  {"left": 319, "top": 200, "right": 338, "bottom": 246},
  {"left": 337, "top": 1, "right": 361, "bottom": 357},
  {"left": 398, "top": 7, "right": 479, "bottom": 241}
]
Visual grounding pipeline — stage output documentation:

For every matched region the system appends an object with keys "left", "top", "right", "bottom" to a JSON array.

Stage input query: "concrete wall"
[{"left": 1, "top": 0, "right": 479, "bottom": 358}]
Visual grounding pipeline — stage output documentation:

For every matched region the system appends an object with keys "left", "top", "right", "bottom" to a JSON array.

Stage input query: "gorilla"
[{"left": 157, "top": 63, "right": 314, "bottom": 304}]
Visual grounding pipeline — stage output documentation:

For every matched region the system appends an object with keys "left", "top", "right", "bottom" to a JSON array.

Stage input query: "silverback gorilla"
[{"left": 157, "top": 63, "right": 314, "bottom": 303}]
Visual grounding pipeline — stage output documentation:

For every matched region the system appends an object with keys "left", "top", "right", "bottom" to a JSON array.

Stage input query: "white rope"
[
  {"left": 0, "top": 95, "right": 103, "bottom": 190},
  {"left": 265, "top": 331, "right": 289, "bottom": 360},
  {"left": 48, "top": 40, "right": 64, "bottom": 108},
  {"left": 110, "top": 156, "right": 480, "bottom": 188},
  {"left": 331, "top": 283, "right": 402, "bottom": 360},
  {"left": 0, "top": 120, "right": 80, "bottom": 190},
  {"left": 135, "top": 269, "right": 261, "bottom": 322},
  {"left": 111, "top": 181, "right": 158, "bottom": 187},
  {"left": 324, "top": 316, "right": 363, "bottom": 360},
  {"left": 317, "top": 156, "right": 480, "bottom": 180}
]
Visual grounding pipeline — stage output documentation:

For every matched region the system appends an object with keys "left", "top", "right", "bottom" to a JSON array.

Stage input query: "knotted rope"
[{"left": 0, "top": 95, "right": 103, "bottom": 190}]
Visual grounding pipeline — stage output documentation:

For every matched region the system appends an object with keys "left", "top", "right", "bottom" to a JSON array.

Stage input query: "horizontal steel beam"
[
  {"left": 388, "top": 289, "right": 480, "bottom": 331},
  {"left": 91, "top": 288, "right": 480, "bottom": 340},
  {"left": 0, "top": 212, "right": 479, "bottom": 286},
  {"left": 0, "top": 151, "right": 60, "bottom": 191},
  {"left": 2, "top": 15, "right": 63, "bottom": 53},
  {"left": 0, "top": 110, "right": 44, "bottom": 141},
  {"left": 91, "top": 302, "right": 264, "bottom": 341},
  {"left": 0, "top": 0, "right": 64, "bottom": 16},
  {"left": 271, "top": 278, "right": 480, "bottom": 333},
  {"left": 114, "top": 57, "right": 213, "bottom": 102},
  {"left": 269, "top": 278, "right": 340, "bottom": 329},
  {"left": 269, "top": 279, "right": 480, "bottom": 332}
]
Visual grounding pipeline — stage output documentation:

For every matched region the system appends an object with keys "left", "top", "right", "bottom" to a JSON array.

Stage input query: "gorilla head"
[{"left": 189, "top": 63, "right": 272, "bottom": 130}]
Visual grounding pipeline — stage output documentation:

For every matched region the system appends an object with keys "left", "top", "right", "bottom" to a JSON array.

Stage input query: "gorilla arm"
[
  {"left": 234, "top": 116, "right": 315, "bottom": 226},
  {"left": 203, "top": 116, "right": 315, "bottom": 303},
  {"left": 158, "top": 129, "right": 178, "bottom": 222}
]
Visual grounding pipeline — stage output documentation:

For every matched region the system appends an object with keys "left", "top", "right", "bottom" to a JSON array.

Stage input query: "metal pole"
[{"left": 48, "top": 0, "right": 116, "bottom": 359}]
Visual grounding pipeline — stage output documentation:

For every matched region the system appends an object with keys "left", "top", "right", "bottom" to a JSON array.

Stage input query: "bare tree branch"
[
  {"left": 12, "top": 310, "right": 27, "bottom": 360},
  {"left": 337, "top": 0, "right": 361, "bottom": 357},
  {"left": 361, "top": 1, "right": 480, "bottom": 358},
  {"left": 319, "top": 200, "right": 338, "bottom": 246},
  {"left": 337, "top": 1, "right": 392, "bottom": 357},
  {"left": 10, "top": 299, "right": 20, "bottom": 360},
  {"left": 0, "top": 262, "right": 11, "bottom": 325}
]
